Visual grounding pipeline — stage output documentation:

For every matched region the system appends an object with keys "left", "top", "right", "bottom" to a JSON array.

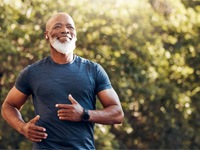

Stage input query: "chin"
[{"left": 50, "top": 38, "right": 76, "bottom": 55}]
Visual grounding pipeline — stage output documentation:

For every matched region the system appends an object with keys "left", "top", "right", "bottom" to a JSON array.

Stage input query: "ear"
[{"left": 44, "top": 31, "right": 48, "bottom": 40}]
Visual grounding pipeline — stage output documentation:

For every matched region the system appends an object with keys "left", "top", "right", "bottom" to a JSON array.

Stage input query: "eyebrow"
[
  {"left": 52, "top": 23, "right": 62, "bottom": 27},
  {"left": 53, "top": 23, "right": 74, "bottom": 28}
]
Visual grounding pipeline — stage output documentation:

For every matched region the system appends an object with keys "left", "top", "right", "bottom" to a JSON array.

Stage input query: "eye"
[
  {"left": 67, "top": 26, "right": 74, "bottom": 31},
  {"left": 53, "top": 25, "right": 61, "bottom": 29}
]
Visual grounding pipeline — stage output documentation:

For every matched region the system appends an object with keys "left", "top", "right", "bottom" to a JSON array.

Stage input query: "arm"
[
  {"left": 1, "top": 86, "right": 47, "bottom": 142},
  {"left": 89, "top": 88, "right": 124, "bottom": 125},
  {"left": 1, "top": 86, "right": 28, "bottom": 132},
  {"left": 56, "top": 88, "right": 124, "bottom": 125}
]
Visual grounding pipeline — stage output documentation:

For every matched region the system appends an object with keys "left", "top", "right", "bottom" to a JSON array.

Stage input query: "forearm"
[
  {"left": 89, "top": 105, "right": 124, "bottom": 125},
  {"left": 1, "top": 102, "right": 25, "bottom": 134}
]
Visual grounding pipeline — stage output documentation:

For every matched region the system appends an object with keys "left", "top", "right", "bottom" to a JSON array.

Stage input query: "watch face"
[
  {"left": 83, "top": 113, "right": 90, "bottom": 120},
  {"left": 82, "top": 109, "right": 90, "bottom": 121}
]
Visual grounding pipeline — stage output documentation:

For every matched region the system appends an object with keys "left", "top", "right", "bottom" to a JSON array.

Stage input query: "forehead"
[{"left": 46, "top": 13, "right": 75, "bottom": 30}]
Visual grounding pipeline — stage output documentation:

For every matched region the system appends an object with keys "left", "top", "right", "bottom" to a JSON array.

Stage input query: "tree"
[{"left": 0, "top": 0, "right": 200, "bottom": 149}]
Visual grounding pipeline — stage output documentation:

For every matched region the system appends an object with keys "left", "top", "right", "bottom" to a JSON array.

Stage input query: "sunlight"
[{"left": 3, "top": 0, "right": 22, "bottom": 9}]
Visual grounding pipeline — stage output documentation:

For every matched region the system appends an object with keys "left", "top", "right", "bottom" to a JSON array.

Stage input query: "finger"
[
  {"left": 57, "top": 108, "right": 71, "bottom": 113},
  {"left": 30, "top": 115, "right": 40, "bottom": 124},
  {"left": 29, "top": 136, "right": 46, "bottom": 142},
  {"left": 29, "top": 137, "right": 43, "bottom": 142},
  {"left": 55, "top": 104, "right": 71, "bottom": 108},
  {"left": 58, "top": 116, "right": 69, "bottom": 120},
  {"left": 28, "top": 130, "right": 48, "bottom": 142},
  {"left": 57, "top": 110, "right": 70, "bottom": 117},
  {"left": 57, "top": 112, "right": 70, "bottom": 118},
  {"left": 32, "top": 125, "right": 47, "bottom": 132},
  {"left": 68, "top": 94, "right": 77, "bottom": 104},
  {"left": 31, "top": 131, "right": 48, "bottom": 139},
  {"left": 29, "top": 117, "right": 46, "bottom": 132},
  {"left": 28, "top": 127, "right": 48, "bottom": 141}
]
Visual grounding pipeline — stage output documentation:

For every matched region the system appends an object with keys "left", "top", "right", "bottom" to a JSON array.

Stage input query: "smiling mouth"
[
  {"left": 62, "top": 33, "right": 72, "bottom": 40},
  {"left": 57, "top": 35, "right": 72, "bottom": 42},
  {"left": 67, "top": 36, "right": 72, "bottom": 40}
]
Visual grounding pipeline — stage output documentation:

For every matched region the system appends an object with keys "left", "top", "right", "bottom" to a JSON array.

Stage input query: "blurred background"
[{"left": 0, "top": 0, "right": 200, "bottom": 149}]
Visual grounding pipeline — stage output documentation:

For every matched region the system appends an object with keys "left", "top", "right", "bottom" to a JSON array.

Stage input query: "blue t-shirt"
[{"left": 15, "top": 55, "right": 112, "bottom": 149}]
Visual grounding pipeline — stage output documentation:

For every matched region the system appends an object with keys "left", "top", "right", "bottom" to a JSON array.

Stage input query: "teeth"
[
  {"left": 57, "top": 34, "right": 72, "bottom": 41},
  {"left": 66, "top": 34, "right": 72, "bottom": 39}
]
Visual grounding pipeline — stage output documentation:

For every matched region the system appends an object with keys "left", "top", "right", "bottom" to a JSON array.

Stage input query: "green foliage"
[{"left": 0, "top": 0, "right": 200, "bottom": 149}]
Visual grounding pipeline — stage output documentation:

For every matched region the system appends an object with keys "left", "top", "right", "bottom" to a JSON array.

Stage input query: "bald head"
[
  {"left": 44, "top": 12, "right": 77, "bottom": 54},
  {"left": 45, "top": 13, "right": 75, "bottom": 31}
]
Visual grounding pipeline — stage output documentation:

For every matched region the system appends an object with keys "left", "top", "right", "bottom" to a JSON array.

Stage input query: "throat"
[{"left": 51, "top": 52, "right": 74, "bottom": 64}]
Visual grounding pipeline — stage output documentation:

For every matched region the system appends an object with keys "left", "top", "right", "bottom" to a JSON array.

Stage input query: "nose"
[{"left": 61, "top": 26, "right": 70, "bottom": 34}]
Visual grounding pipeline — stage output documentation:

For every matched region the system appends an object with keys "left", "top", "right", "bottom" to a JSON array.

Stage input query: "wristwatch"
[{"left": 81, "top": 109, "right": 90, "bottom": 121}]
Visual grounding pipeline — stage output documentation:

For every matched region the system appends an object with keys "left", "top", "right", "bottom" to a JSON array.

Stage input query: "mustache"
[
  {"left": 52, "top": 37, "right": 77, "bottom": 44},
  {"left": 58, "top": 33, "right": 73, "bottom": 40}
]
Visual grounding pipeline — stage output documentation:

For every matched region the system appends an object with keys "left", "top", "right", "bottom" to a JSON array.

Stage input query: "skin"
[{"left": 1, "top": 13, "right": 124, "bottom": 143}]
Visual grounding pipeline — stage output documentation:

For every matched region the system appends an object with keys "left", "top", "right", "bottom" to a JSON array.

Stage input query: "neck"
[{"left": 50, "top": 49, "right": 74, "bottom": 64}]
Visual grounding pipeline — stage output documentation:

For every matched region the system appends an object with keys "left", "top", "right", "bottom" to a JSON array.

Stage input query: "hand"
[
  {"left": 21, "top": 115, "right": 48, "bottom": 142},
  {"left": 55, "top": 94, "right": 84, "bottom": 121}
]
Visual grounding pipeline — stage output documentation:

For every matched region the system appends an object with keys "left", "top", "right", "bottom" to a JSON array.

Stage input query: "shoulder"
[
  {"left": 75, "top": 55, "right": 97, "bottom": 65},
  {"left": 74, "top": 55, "right": 100, "bottom": 69},
  {"left": 18, "top": 57, "right": 50, "bottom": 77},
  {"left": 25, "top": 56, "right": 50, "bottom": 70},
  {"left": 74, "top": 55, "right": 108, "bottom": 77}
]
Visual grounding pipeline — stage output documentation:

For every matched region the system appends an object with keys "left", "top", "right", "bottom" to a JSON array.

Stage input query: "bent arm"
[
  {"left": 1, "top": 86, "right": 28, "bottom": 134},
  {"left": 89, "top": 88, "right": 124, "bottom": 125}
]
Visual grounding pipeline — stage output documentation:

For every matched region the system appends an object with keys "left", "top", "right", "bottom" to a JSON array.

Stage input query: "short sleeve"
[
  {"left": 15, "top": 66, "right": 32, "bottom": 95},
  {"left": 95, "top": 64, "right": 112, "bottom": 94}
]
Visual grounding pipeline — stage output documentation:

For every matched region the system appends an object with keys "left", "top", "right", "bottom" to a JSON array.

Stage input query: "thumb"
[
  {"left": 68, "top": 94, "right": 77, "bottom": 104},
  {"left": 30, "top": 115, "right": 40, "bottom": 124}
]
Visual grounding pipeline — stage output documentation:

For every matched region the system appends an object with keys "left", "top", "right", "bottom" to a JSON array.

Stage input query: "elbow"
[
  {"left": 112, "top": 109, "right": 124, "bottom": 125},
  {"left": 117, "top": 110, "right": 124, "bottom": 124}
]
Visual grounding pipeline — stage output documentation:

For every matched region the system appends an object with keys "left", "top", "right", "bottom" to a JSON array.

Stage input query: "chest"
[{"left": 30, "top": 65, "right": 95, "bottom": 102}]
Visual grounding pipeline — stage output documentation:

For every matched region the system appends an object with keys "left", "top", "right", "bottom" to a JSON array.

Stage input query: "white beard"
[{"left": 50, "top": 37, "right": 76, "bottom": 55}]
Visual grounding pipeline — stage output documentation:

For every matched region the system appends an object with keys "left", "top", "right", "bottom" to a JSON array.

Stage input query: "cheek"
[
  {"left": 72, "top": 32, "right": 76, "bottom": 38},
  {"left": 73, "top": 31, "right": 77, "bottom": 36},
  {"left": 49, "top": 31, "right": 59, "bottom": 38}
]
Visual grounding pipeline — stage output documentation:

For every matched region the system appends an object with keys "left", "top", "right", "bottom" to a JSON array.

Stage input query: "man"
[{"left": 1, "top": 12, "right": 124, "bottom": 149}]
